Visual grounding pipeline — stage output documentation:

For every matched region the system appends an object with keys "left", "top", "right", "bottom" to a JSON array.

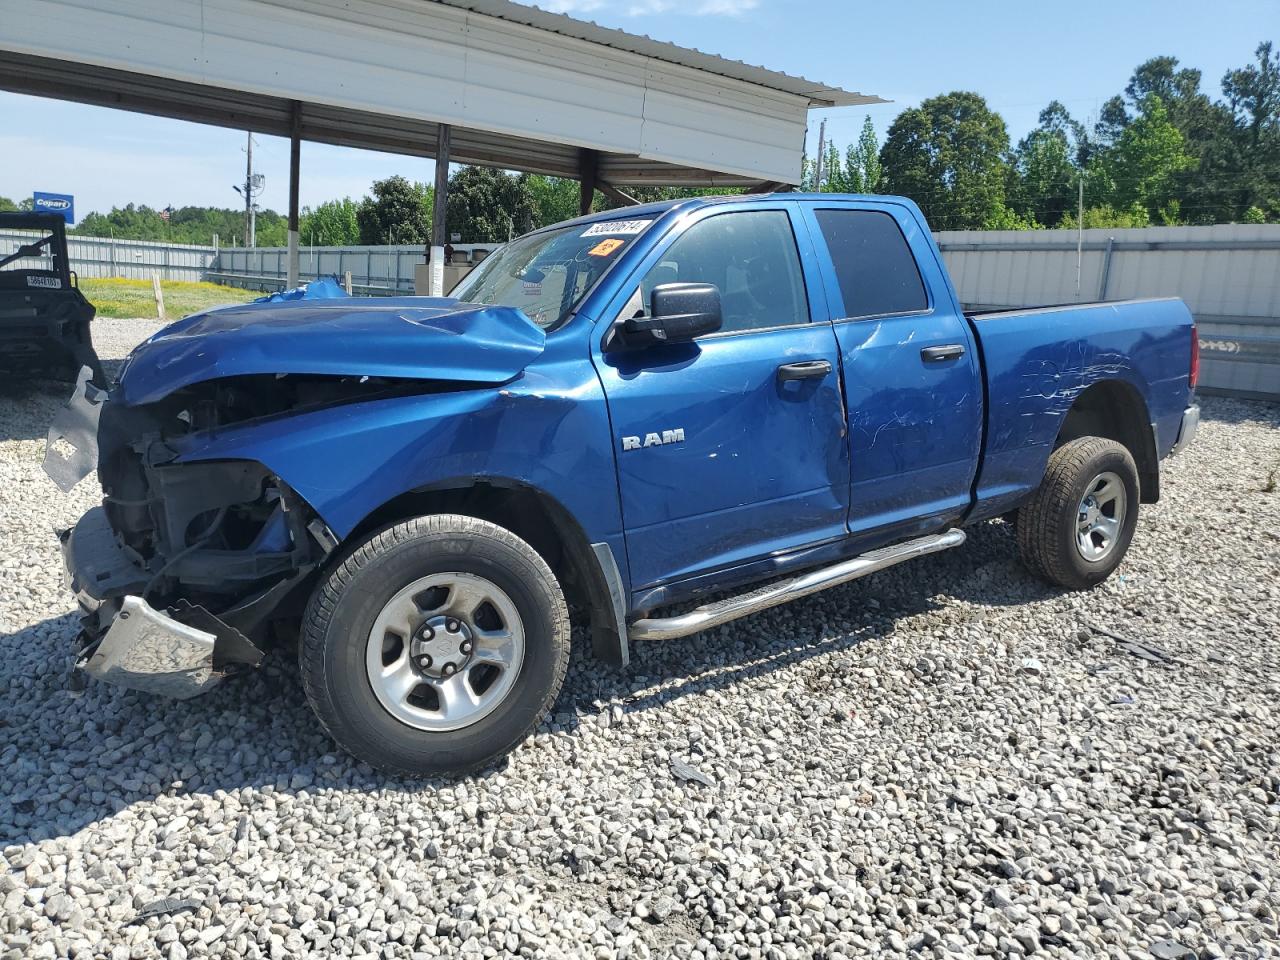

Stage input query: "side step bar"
[{"left": 628, "top": 528, "right": 966, "bottom": 642}]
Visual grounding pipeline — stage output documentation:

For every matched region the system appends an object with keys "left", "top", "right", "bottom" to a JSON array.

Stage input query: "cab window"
[
  {"left": 814, "top": 209, "right": 928, "bottom": 319},
  {"left": 634, "top": 210, "right": 809, "bottom": 334}
]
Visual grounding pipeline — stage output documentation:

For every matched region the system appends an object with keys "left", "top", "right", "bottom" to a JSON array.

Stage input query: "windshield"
[{"left": 449, "top": 218, "right": 653, "bottom": 329}]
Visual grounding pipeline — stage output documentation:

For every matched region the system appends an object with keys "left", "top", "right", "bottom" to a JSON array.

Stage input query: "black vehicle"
[{"left": 0, "top": 212, "right": 102, "bottom": 382}]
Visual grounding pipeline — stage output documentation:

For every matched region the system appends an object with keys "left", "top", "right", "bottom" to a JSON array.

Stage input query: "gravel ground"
[{"left": 2, "top": 318, "right": 1279, "bottom": 960}]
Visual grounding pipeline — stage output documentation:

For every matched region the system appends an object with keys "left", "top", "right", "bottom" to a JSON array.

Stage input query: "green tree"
[
  {"left": 356, "top": 175, "right": 432, "bottom": 245},
  {"left": 1036, "top": 101, "right": 1092, "bottom": 165},
  {"left": 879, "top": 91, "right": 1013, "bottom": 229},
  {"left": 526, "top": 176, "right": 581, "bottom": 228},
  {"left": 982, "top": 203, "right": 1041, "bottom": 231},
  {"left": 1094, "top": 95, "right": 1196, "bottom": 222},
  {"left": 1058, "top": 203, "right": 1151, "bottom": 230},
  {"left": 300, "top": 198, "right": 359, "bottom": 246},
  {"left": 813, "top": 116, "right": 883, "bottom": 194},
  {"left": 852, "top": 116, "right": 882, "bottom": 193},
  {"left": 72, "top": 204, "right": 286, "bottom": 245},
  {"left": 0, "top": 196, "right": 18, "bottom": 213},
  {"left": 1012, "top": 127, "right": 1075, "bottom": 227},
  {"left": 445, "top": 166, "right": 535, "bottom": 242},
  {"left": 1124, "top": 56, "right": 1235, "bottom": 222},
  {"left": 1220, "top": 41, "right": 1280, "bottom": 220},
  {"left": 1093, "top": 96, "right": 1131, "bottom": 149}
]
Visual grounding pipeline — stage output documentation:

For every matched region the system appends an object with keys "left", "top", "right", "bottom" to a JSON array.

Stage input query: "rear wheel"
[
  {"left": 1016, "top": 437, "right": 1140, "bottom": 590},
  {"left": 301, "top": 514, "right": 570, "bottom": 776}
]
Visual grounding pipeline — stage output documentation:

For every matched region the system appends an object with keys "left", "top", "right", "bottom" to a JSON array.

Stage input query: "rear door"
[
  {"left": 591, "top": 203, "right": 849, "bottom": 592},
  {"left": 801, "top": 201, "right": 982, "bottom": 543}
]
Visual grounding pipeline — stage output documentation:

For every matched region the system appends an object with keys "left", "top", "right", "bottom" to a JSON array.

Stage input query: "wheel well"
[
  {"left": 1055, "top": 380, "right": 1160, "bottom": 503},
  {"left": 347, "top": 481, "right": 627, "bottom": 665}
]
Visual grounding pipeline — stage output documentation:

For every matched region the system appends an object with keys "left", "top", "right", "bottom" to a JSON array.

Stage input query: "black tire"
[
  {"left": 1016, "top": 437, "right": 1140, "bottom": 590},
  {"left": 300, "top": 514, "right": 570, "bottom": 777}
]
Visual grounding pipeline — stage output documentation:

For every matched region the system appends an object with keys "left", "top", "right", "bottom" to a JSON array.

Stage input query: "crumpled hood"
[{"left": 116, "top": 297, "right": 546, "bottom": 405}]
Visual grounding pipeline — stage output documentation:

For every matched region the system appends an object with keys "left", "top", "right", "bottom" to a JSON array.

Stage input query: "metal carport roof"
[
  {"left": 0, "top": 0, "right": 882, "bottom": 187},
  {"left": 0, "top": 0, "right": 883, "bottom": 291}
]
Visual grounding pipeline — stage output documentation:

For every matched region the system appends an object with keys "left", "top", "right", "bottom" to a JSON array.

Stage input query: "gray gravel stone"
[{"left": 1, "top": 319, "right": 1279, "bottom": 959}]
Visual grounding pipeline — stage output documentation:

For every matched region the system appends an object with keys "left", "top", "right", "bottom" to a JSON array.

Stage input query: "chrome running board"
[{"left": 628, "top": 528, "right": 966, "bottom": 642}]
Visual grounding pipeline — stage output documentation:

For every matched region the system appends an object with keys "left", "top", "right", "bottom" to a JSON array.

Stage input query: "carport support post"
[
  {"left": 579, "top": 148, "right": 598, "bottom": 216},
  {"left": 287, "top": 102, "right": 301, "bottom": 289},
  {"left": 430, "top": 124, "right": 451, "bottom": 297}
]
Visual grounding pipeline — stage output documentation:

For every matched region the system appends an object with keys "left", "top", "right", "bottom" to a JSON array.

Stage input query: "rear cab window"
[
  {"left": 812, "top": 209, "right": 928, "bottom": 320},
  {"left": 0, "top": 224, "right": 65, "bottom": 291}
]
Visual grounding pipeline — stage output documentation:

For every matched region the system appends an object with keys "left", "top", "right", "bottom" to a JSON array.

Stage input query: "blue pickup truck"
[{"left": 48, "top": 194, "right": 1200, "bottom": 775}]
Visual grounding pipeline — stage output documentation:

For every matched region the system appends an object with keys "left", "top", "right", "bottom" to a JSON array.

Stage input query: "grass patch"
[{"left": 78, "top": 277, "right": 256, "bottom": 320}]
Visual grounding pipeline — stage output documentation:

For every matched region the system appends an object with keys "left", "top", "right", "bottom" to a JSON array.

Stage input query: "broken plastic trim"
[
  {"left": 43, "top": 365, "right": 105, "bottom": 493},
  {"left": 78, "top": 595, "right": 264, "bottom": 700}
]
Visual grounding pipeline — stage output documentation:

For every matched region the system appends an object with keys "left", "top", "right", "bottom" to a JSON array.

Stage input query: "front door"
[{"left": 592, "top": 204, "right": 849, "bottom": 592}]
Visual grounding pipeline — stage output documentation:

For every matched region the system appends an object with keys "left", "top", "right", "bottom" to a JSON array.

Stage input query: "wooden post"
[
  {"left": 430, "top": 124, "right": 452, "bottom": 296},
  {"left": 343, "top": 270, "right": 353, "bottom": 295},
  {"left": 152, "top": 273, "right": 166, "bottom": 321},
  {"left": 579, "top": 148, "right": 598, "bottom": 216}
]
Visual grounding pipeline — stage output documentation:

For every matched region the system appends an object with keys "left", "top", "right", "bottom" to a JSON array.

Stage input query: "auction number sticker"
[
  {"left": 581, "top": 219, "right": 651, "bottom": 237},
  {"left": 26, "top": 276, "right": 62, "bottom": 289}
]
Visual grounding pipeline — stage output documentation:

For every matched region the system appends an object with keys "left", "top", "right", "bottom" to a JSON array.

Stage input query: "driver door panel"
[{"left": 591, "top": 204, "right": 849, "bottom": 594}]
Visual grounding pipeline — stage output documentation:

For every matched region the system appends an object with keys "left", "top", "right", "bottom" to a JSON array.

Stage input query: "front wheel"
[
  {"left": 300, "top": 514, "right": 570, "bottom": 777},
  {"left": 1016, "top": 437, "right": 1140, "bottom": 590}
]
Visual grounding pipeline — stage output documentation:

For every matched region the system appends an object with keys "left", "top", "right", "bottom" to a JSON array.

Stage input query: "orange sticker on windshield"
[{"left": 588, "top": 238, "right": 625, "bottom": 257}]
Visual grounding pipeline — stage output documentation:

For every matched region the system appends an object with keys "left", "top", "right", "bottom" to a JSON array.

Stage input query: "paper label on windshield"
[
  {"left": 588, "top": 238, "right": 625, "bottom": 257},
  {"left": 581, "top": 219, "right": 650, "bottom": 237}
]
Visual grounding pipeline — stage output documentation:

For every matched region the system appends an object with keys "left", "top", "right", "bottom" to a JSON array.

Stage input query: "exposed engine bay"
[{"left": 47, "top": 369, "right": 441, "bottom": 696}]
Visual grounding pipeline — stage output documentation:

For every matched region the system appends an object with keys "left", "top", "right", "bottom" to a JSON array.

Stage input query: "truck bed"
[{"left": 965, "top": 297, "right": 1195, "bottom": 520}]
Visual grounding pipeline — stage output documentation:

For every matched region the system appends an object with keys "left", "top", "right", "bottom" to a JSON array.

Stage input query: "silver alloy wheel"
[
  {"left": 365, "top": 572, "right": 525, "bottom": 732},
  {"left": 1075, "top": 471, "right": 1127, "bottom": 562}
]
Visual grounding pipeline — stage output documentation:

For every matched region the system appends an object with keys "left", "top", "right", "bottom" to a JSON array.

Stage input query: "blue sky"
[{"left": 0, "top": 0, "right": 1272, "bottom": 222}]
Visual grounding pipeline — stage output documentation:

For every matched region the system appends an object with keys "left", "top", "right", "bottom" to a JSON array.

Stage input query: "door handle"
[
  {"left": 777, "top": 360, "right": 832, "bottom": 382},
  {"left": 921, "top": 344, "right": 965, "bottom": 362}
]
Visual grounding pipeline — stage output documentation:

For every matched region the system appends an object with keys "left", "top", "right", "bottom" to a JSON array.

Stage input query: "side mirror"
[{"left": 624, "top": 282, "right": 722, "bottom": 344}]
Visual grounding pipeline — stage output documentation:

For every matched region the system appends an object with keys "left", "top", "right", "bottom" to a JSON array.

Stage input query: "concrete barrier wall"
[{"left": 935, "top": 224, "right": 1280, "bottom": 400}]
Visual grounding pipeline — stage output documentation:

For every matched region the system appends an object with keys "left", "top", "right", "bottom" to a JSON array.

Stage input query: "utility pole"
[
  {"left": 1075, "top": 175, "right": 1084, "bottom": 299},
  {"left": 814, "top": 119, "right": 827, "bottom": 192},
  {"left": 244, "top": 132, "right": 253, "bottom": 246},
  {"left": 233, "top": 132, "right": 265, "bottom": 248}
]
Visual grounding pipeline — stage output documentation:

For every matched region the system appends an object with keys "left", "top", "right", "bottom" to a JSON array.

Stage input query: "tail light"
[{"left": 1189, "top": 324, "right": 1200, "bottom": 390}]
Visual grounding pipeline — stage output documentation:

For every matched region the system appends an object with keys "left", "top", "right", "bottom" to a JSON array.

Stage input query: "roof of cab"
[{"left": 556, "top": 192, "right": 906, "bottom": 233}]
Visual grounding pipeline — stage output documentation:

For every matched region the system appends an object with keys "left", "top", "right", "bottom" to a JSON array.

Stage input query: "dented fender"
[{"left": 168, "top": 330, "right": 628, "bottom": 556}]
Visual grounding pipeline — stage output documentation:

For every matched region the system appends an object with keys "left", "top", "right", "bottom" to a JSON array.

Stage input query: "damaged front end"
[
  {"left": 46, "top": 370, "right": 351, "bottom": 699},
  {"left": 44, "top": 297, "right": 547, "bottom": 700}
]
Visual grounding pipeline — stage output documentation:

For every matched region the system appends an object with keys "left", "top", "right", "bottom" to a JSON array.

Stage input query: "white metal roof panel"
[
  {"left": 0, "top": 0, "right": 882, "bottom": 185},
  {"left": 436, "top": 0, "right": 884, "bottom": 108}
]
